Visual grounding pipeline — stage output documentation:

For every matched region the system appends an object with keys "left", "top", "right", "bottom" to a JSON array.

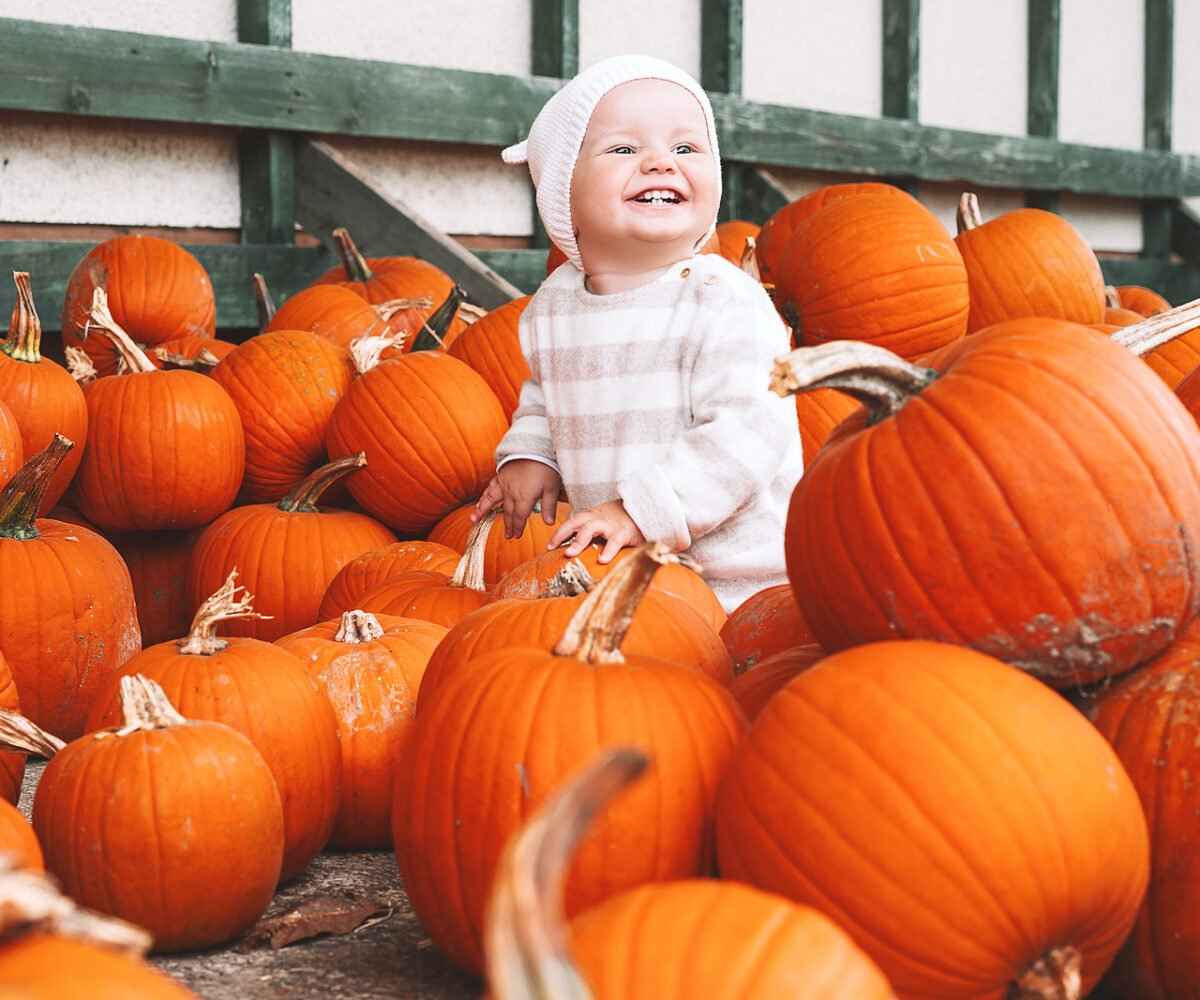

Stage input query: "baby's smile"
[{"left": 630, "top": 188, "right": 684, "bottom": 205}]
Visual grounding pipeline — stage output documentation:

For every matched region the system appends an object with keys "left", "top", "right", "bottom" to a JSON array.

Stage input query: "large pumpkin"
[
  {"left": 727, "top": 643, "right": 825, "bottom": 721},
  {"left": 0, "top": 273, "right": 87, "bottom": 510},
  {"left": 112, "top": 529, "right": 201, "bottom": 647},
  {"left": 0, "top": 650, "right": 23, "bottom": 807},
  {"left": 445, "top": 295, "right": 532, "bottom": 422},
  {"left": 0, "top": 398, "right": 20, "bottom": 491},
  {"left": 775, "top": 329, "right": 1200, "bottom": 687},
  {"left": 717, "top": 640, "right": 1149, "bottom": 998},
  {"left": 318, "top": 539, "right": 461, "bottom": 620}
]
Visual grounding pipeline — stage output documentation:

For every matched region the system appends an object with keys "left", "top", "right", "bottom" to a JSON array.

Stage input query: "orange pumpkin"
[
  {"left": 717, "top": 640, "right": 1149, "bottom": 998},
  {"left": 276, "top": 611, "right": 447, "bottom": 849},
  {"left": 111, "top": 529, "right": 201, "bottom": 647},
  {"left": 1106, "top": 299, "right": 1200, "bottom": 390},
  {"left": 318, "top": 539, "right": 461, "bottom": 620},
  {"left": 545, "top": 242, "right": 568, "bottom": 275},
  {"left": 1104, "top": 306, "right": 1144, "bottom": 327},
  {"left": 720, "top": 583, "right": 818, "bottom": 674},
  {"left": 445, "top": 295, "right": 532, "bottom": 421},
  {"left": 727, "top": 643, "right": 824, "bottom": 720},
  {"left": 150, "top": 334, "right": 236, "bottom": 372},
  {"left": 267, "top": 282, "right": 422, "bottom": 353},
  {"left": 428, "top": 501, "right": 571, "bottom": 585},
  {"left": 711, "top": 220, "right": 760, "bottom": 264},
  {"left": 1116, "top": 284, "right": 1171, "bottom": 316},
  {"left": 794, "top": 387, "right": 861, "bottom": 464},
  {"left": 0, "top": 398, "right": 20, "bottom": 491},
  {"left": 0, "top": 273, "right": 87, "bottom": 510}
]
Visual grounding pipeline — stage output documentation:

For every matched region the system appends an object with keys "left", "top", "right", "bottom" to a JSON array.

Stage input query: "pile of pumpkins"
[{"left": 0, "top": 180, "right": 1197, "bottom": 999}]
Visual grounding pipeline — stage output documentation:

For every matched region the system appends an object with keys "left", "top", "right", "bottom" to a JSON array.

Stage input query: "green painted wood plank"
[
  {"left": 701, "top": 0, "right": 742, "bottom": 94},
  {"left": 1171, "top": 202, "right": 1200, "bottom": 265},
  {"left": 0, "top": 242, "right": 332, "bottom": 333},
  {"left": 1026, "top": 0, "right": 1060, "bottom": 212},
  {"left": 529, "top": 1, "right": 576, "bottom": 248},
  {"left": 739, "top": 168, "right": 790, "bottom": 225},
  {"left": 1143, "top": 0, "right": 1174, "bottom": 257},
  {"left": 475, "top": 249, "right": 547, "bottom": 294},
  {"left": 882, "top": 0, "right": 919, "bottom": 121},
  {"left": 238, "top": 0, "right": 291, "bottom": 47},
  {"left": 3, "top": 18, "right": 1200, "bottom": 199},
  {"left": 1100, "top": 258, "right": 1200, "bottom": 305},
  {"left": 294, "top": 139, "right": 521, "bottom": 310}
]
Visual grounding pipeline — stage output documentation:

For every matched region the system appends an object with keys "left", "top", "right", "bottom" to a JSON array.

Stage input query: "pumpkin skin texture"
[
  {"left": 428, "top": 501, "right": 572, "bottom": 586},
  {"left": 266, "top": 283, "right": 395, "bottom": 350},
  {"left": 783, "top": 323, "right": 1200, "bottom": 687},
  {"left": 1117, "top": 285, "right": 1171, "bottom": 316},
  {"left": 794, "top": 386, "right": 861, "bottom": 465},
  {"left": 353, "top": 571, "right": 490, "bottom": 630},
  {"left": 0, "top": 400, "right": 21, "bottom": 491},
  {"left": 277, "top": 612, "right": 447, "bottom": 849},
  {"left": 318, "top": 540, "right": 461, "bottom": 620},
  {"left": 720, "top": 583, "right": 818, "bottom": 675},
  {"left": 1142, "top": 331, "right": 1200, "bottom": 390},
  {"left": 711, "top": 220, "right": 760, "bottom": 265},
  {"left": 0, "top": 934, "right": 196, "bottom": 998},
  {"left": 717, "top": 640, "right": 1149, "bottom": 999},
  {"left": 727, "top": 643, "right": 825, "bottom": 721},
  {"left": 0, "top": 650, "right": 24, "bottom": 805},
  {"left": 446, "top": 295, "right": 531, "bottom": 422},
  {"left": 0, "top": 798, "right": 39, "bottom": 872},
  {"left": 1103, "top": 306, "right": 1144, "bottom": 327},
  {"left": 112, "top": 529, "right": 200, "bottom": 646},
  {"left": 324, "top": 352, "right": 508, "bottom": 534},
  {"left": 775, "top": 192, "right": 970, "bottom": 359},
  {"left": 61, "top": 236, "right": 216, "bottom": 377},
  {"left": 211, "top": 331, "right": 354, "bottom": 504}
]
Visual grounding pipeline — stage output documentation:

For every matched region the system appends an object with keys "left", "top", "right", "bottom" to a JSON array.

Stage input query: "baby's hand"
[
  {"left": 473, "top": 460, "right": 563, "bottom": 539},
  {"left": 549, "top": 500, "right": 645, "bottom": 563}
]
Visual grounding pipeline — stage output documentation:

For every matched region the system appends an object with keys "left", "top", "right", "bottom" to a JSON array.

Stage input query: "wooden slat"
[
  {"left": 475, "top": 249, "right": 547, "bottom": 293},
  {"left": 1101, "top": 257, "right": 1200, "bottom": 305},
  {"left": 881, "top": 0, "right": 920, "bottom": 194},
  {"left": 702, "top": 0, "right": 745, "bottom": 220},
  {"left": 739, "top": 168, "right": 791, "bottom": 225},
  {"left": 1143, "top": 0, "right": 1174, "bottom": 257},
  {"left": 1026, "top": 0, "right": 1060, "bottom": 212},
  {"left": 3, "top": 18, "right": 1200, "bottom": 198},
  {"left": 528, "top": 0, "right": 576, "bottom": 249},
  {"left": 1171, "top": 201, "right": 1200, "bottom": 265},
  {"left": 294, "top": 139, "right": 521, "bottom": 309}
]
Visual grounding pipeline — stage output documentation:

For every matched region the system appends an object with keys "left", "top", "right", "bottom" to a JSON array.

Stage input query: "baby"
[{"left": 473, "top": 54, "right": 803, "bottom": 611}]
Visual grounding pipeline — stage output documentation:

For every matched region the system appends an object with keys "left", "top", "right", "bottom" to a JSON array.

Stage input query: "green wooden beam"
[
  {"left": 294, "top": 139, "right": 521, "bottom": 309},
  {"left": 1100, "top": 257, "right": 1200, "bottom": 305},
  {"left": 528, "top": 1, "right": 577, "bottom": 249},
  {"left": 475, "top": 249, "right": 546, "bottom": 294},
  {"left": 3, "top": 18, "right": 1200, "bottom": 199},
  {"left": 881, "top": 0, "right": 920, "bottom": 194},
  {"left": 739, "top": 168, "right": 790, "bottom": 225},
  {"left": 237, "top": 0, "right": 294, "bottom": 244},
  {"left": 702, "top": 0, "right": 746, "bottom": 220},
  {"left": 1171, "top": 201, "right": 1200, "bottom": 266},
  {"left": 0, "top": 242, "right": 332, "bottom": 333},
  {"left": 1026, "top": 0, "right": 1060, "bottom": 212},
  {"left": 1143, "top": 0, "right": 1174, "bottom": 258}
]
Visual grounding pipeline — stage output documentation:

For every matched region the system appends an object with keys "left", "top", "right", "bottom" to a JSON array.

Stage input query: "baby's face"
[{"left": 571, "top": 79, "right": 718, "bottom": 273}]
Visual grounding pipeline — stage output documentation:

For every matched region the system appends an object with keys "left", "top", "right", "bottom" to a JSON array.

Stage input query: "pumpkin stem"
[
  {"left": 1104, "top": 285, "right": 1122, "bottom": 310},
  {"left": 771, "top": 341, "right": 938, "bottom": 424},
  {"left": 544, "top": 560, "right": 596, "bottom": 598},
  {"left": 956, "top": 192, "right": 983, "bottom": 233},
  {"left": 374, "top": 297, "right": 434, "bottom": 325},
  {"left": 332, "top": 227, "right": 374, "bottom": 283},
  {"left": 82, "top": 288, "right": 157, "bottom": 374},
  {"left": 278, "top": 453, "right": 367, "bottom": 513},
  {"left": 0, "top": 434, "right": 73, "bottom": 541},
  {"left": 0, "top": 708, "right": 66, "bottom": 757},
  {"left": 335, "top": 610, "right": 385, "bottom": 643},
  {"left": 458, "top": 301, "right": 489, "bottom": 326},
  {"left": 450, "top": 509, "right": 498, "bottom": 591},
  {"left": 178, "top": 569, "right": 272, "bottom": 655},
  {"left": 65, "top": 346, "right": 98, "bottom": 385},
  {"left": 100, "top": 675, "right": 187, "bottom": 737},
  {"left": 0, "top": 857, "right": 153, "bottom": 955},
  {"left": 485, "top": 747, "right": 649, "bottom": 1000},
  {"left": 153, "top": 346, "right": 221, "bottom": 371},
  {"left": 553, "top": 543, "right": 698, "bottom": 664},
  {"left": 410, "top": 285, "right": 465, "bottom": 352},
  {"left": 2, "top": 272, "right": 42, "bottom": 364},
  {"left": 740, "top": 236, "right": 761, "bottom": 281},
  {"left": 253, "top": 272, "right": 276, "bottom": 331},
  {"left": 1008, "top": 945, "right": 1081, "bottom": 1000},
  {"left": 1110, "top": 295, "right": 1200, "bottom": 357},
  {"left": 349, "top": 333, "right": 407, "bottom": 375}
]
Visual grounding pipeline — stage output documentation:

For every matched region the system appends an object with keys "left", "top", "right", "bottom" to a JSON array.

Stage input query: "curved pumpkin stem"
[
  {"left": 450, "top": 509, "right": 498, "bottom": 591},
  {"left": 544, "top": 560, "right": 596, "bottom": 598},
  {"left": 485, "top": 747, "right": 649, "bottom": 1000},
  {"left": 0, "top": 434, "right": 73, "bottom": 541},
  {"left": 0, "top": 857, "right": 153, "bottom": 955},
  {"left": 83, "top": 288, "right": 157, "bottom": 374},
  {"left": 771, "top": 341, "right": 938, "bottom": 424},
  {"left": 100, "top": 675, "right": 187, "bottom": 738},
  {"left": 1008, "top": 945, "right": 1081, "bottom": 1000},
  {"left": 253, "top": 272, "right": 276, "bottom": 332},
  {"left": 65, "top": 346, "right": 99, "bottom": 385},
  {"left": 410, "top": 284, "right": 465, "bottom": 353},
  {"left": 0, "top": 708, "right": 66, "bottom": 757},
  {"left": 334, "top": 610, "right": 385, "bottom": 643},
  {"left": 153, "top": 346, "right": 221, "bottom": 371},
  {"left": 178, "top": 569, "right": 272, "bottom": 655},
  {"left": 278, "top": 453, "right": 367, "bottom": 513},
  {"left": 2, "top": 272, "right": 42, "bottom": 364},
  {"left": 956, "top": 192, "right": 983, "bottom": 233},
  {"left": 1110, "top": 296, "right": 1200, "bottom": 356},
  {"left": 332, "top": 227, "right": 373, "bottom": 283}
]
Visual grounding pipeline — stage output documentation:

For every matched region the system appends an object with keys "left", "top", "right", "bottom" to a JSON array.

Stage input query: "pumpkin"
[
  {"left": 85, "top": 574, "right": 340, "bottom": 883},
  {"left": 276, "top": 610, "right": 447, "bottom": 849},
  {"left": 324, "top": 348, "right": 507, "bottom": 534},
  {"left": 1115, "top": 284, "right": 1171, "bottom": 316},
  {"left": 0, "top": 436, "right": 140, "bottom": 739},
  {"left": 1108, "top": 297, "right": 1200, "bottom": 390},
  {"left": 728, "top": 643, "right": 825, "bottom": 721},
  {"left": 188, "top": 454, "right": 396, "bottom": 641},
  {"left": 1091, "top": 623, "right": 1200, "bottom": 998},
  {"left": 1103, "top": 307, "right": 1144, "bottom": 327},
  {"left": 711, "top": 220, "right": 761, "bottom": 265},
  {"left": 71, "top": 290, "right": 244, "bottom": 532},
  {"left": 445, "top": 295, "right": 532, "bottom": 421},
  {"left": 395, "top": 543, "right": 746, "bottom": 973},
  {"left": 318, "top": 539, "right": 461, "bottom": 620},
  {"left": 150, "top": 335, "right": 236, "bottom": 372},
  {"left": 210, "top": 329, "right": 354, "bottom": 504},
  {"left": 955, "top": 192, "right": 1105, "bottom": 331},
  {"left": 485, "top": 748, "right": 894, "bottom": 1000},
  {"left": 717, "top": 640, "right": 1149, "bottom": 998},
  {"left": 794, "top": 387, "right": 861, "bottom": 464},
  {"left": 429, "top": 500, "right": 572, "bottom": 586},
  {"left": 1178, "top": 364, "right": 1200, "bottom": 423},
  {"left": 111, "top": 529, "right": 201, "bottom": 647},
  {"left": 0, "top": 398, "right": 20, "bottom": 491},
  {"left": 0, "top": 273, "right": 87, "bottom": 511},
  {"left": 0, "top": 859, "right": 197, "bottom": 997},
  {"left": 720, "top": 583, "right": 818, "bottom": 675},
  {"left": 773, "top": 191, "right": 969, "bottom": 359},
  {"left": 61, "top": 235, "right": 216, "bottom": 377},
  {"left": 266, "top": 281, "right": 428, "bottom": 353},
  {"left": 0, "top": 797, "right": 41, "bottom": 873},
  {"left": 545, "top": 242, "right": 567, "bottom": 275},
  {"left": 774, "top": 331, "right": 1200, "bottom": 687}
]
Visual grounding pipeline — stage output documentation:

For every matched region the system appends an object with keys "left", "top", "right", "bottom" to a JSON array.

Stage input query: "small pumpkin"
[
  {"left": 429, "top": 500, "right": 572, "bottom": 586},
  {"left": 727, "top": 643, "right": 825, "bottom": 721},
  {"left": 1109, "top": 297, "right": 1200, "bottom": 390},
  {"left": 150, "top": 335, "right": 236, "bottom": 372},
  {"left": 711, "top": 220, "right": 761, "bottom": 265},
  {"left": 445, "top": 295, "right": 532, "bottom": 421},
  {"left": 318, "top": 539, "right": 461, "bottom": 620},
  {"left": 266, "top": 281, "right": 429, "bottom": 353},
  {"left": 720, "top": 583, "right": 818, "bottom": 675},
  {"left": 1114, "top": 284, "right": 1171, "bottom": 316},
  {"left": 0, "top": 397, "right": 20, "bottom": 491}
]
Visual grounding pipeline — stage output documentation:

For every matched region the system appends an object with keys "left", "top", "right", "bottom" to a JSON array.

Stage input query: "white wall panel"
[
  {"left": 1059, "top": 0, "right": 1141, "bottom": 150},
  {"left": 0, "top": 0, "right": 237, "bottom": 40},
  {"left": 579, "top": 0, "right": 701, "bottom": 79},
  {"left": 743, "top": 0, "right": 881, "bottom": 116}
]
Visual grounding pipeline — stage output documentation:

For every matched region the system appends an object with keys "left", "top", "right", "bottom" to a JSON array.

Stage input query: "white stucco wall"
[{"left": 580, "top": 0, "right": 701, "bottom": 80}]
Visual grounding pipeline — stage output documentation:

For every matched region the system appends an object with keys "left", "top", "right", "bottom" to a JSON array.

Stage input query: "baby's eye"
[
  {"left": 609, "top": 145, "right": 636, "bottom": 155},
  {"left": 673, "top": 143, "right": 696, "bottom": 155}
]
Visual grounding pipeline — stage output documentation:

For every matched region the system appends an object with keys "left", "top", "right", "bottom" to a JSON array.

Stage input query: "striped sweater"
[{"left": 496, "top": 253, "right": 805, "bottom": 611}]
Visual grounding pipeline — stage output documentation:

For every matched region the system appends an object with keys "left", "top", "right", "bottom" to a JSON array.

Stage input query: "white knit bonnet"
[{"left": 502, "top": 54, "right": 722, "bottom": 271}]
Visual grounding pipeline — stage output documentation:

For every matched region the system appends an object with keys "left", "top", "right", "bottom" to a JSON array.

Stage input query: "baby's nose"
[{"left": 641, "top": 150, "right": 677, "bottom": 172}]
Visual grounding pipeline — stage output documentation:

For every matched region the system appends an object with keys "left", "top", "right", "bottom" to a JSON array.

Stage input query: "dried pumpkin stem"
[
  {"left": 0, "top": 434, "right": 73, "bottom": 541},
  {"left": 771, "top": 341, "right": 938, "bottom": 424},
  {"left": 740, "top": 236, "right": 761, "bottom": 281},
  {"left": 544, "top": 560, "right": 596, "bottom": 598},
  {"left": 411, "top": 285, "right": 465, "bottom": 352},
  {"left": 1111, "top": 296, "right": 1200, "bottom": 356},
  {"left": 83, "top": 288, "right": 156, "bottom": 374},
  {"left": 956, "top": 191, "right": 983, "bottom": 233},
  {"left": 99, "top": 675, "right": 187, "bottom": 738},
  {"left": 1008, "top": 945, "right": 1081, "bottom": 1000},
  {"left": 335, "top": 610, "right": 385, "bottom": 643},
  {"left": 1104, "top": 285, "right": 1122, "bottom": 310},
  {"left": 2, "top": 272, "right": 42, "bottom": 364},
  {"left": 374, "top": 297, "right": 434, "bottom": 323},
  {"left": 153, "top": 346, "right": 220, "bottom": 371},
  {"left": 178, "top": 569, "right": 272, "bottom": 655},
  {"left": 349, "top": 333, "right": 407, "bottom": 374},
  {"left": 485, "top": 747, "right": 649, "bottom": 1000},
  {"left": 0, "top": 709, "right": 66, "bottom": 757},
  {"left": 458, "top": 301, "right": 488, "bottom": 326},
  {"left": 0, "top": 860, "right": 152, "bottom": 955},
  {"left": 65, "top": 346, "right": 99, "bottom": 385},
  {"left": 332, "top": 227, "right": 374, "bottom": 283},
  {"left": 253, "top": 272, "right": 276, "bottom": 331},
  {"left": 451, "top": 510, "right": 498, "bottom": 591},
  {"left": 278, "top": 453, "right": 367, "bottom": 513}
]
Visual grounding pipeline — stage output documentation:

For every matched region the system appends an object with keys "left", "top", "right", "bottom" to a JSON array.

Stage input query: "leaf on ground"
[{"left": 237, "top": 895, "right": 390, "bottom": 951}]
